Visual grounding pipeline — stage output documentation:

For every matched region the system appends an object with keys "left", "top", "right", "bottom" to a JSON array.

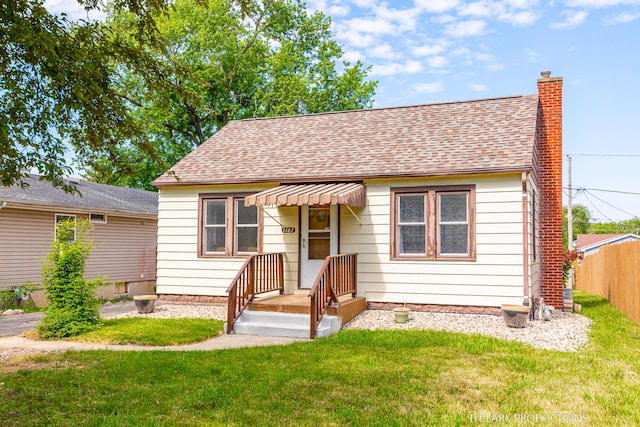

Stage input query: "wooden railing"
[
  {"left": 308, "top": 254, "right": 357, "bottom": 339},
  {"left": 226, "top": 253, "right": 284, "bottom": 334}
]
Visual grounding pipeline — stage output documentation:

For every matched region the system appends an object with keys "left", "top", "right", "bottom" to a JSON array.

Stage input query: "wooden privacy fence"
[{"left": 575, "top": 240, "right": 640, "bottom": 325}]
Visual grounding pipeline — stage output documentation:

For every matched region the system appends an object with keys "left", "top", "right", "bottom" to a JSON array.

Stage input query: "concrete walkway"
[{"left": 0, "top": 301, "right": 308, "bottom": 353}]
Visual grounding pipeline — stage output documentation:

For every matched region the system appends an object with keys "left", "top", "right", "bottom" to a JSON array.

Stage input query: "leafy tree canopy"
[
  {"left": 563, "top": 204, "right": 640, "bottom": 247},
  {"left": 1, "top": 0, "right": 169, "bottom": 191},
  {"left": 590, "top": 218, "right": 640, "bottom": 235},
  {"left": 563, "top": 204, "right": 591, "bottom": 248},
  {"left": 79, "top": 0, "right": 377, "bottom": 189}
]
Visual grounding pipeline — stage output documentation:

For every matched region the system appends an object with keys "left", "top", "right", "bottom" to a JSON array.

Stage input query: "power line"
[
  {"left": 584, "top": 190, "right": 637, "bottom": 218},
  {"left": 562, "top": 187, "right": 640, "bottom": 197},
  {"left": 581, "top": 191, "right": 615, "bottom": 222},
  {"left": 567, "top": 153, "right": 640, "bottom": 157}
]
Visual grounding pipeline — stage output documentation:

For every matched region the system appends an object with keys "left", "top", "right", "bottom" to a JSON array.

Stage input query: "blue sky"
[{"left": 46, "top": 0, "right": 640, "bottom": 222}]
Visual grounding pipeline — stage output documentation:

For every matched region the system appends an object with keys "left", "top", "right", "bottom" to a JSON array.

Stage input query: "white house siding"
[
  {"left": 157, "top": 174, "right": 530, "bottom": 307},
  {"left": 156, "top": 183, "right": 301, "bottom": 296},
  {"left": 526, "top": 175, "right": 541, "bottom": 300},
  {"left": 341, "top": 174, "right": 528, "bottom": 307}
]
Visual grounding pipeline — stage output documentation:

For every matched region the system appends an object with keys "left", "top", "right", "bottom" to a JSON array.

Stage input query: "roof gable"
[
  {"left": 577, "top": 233, "right": 640, "bottom": 251},
  {"left": 0, "top": 174, "right": 158, "bottom": 216},
  {"left": 154, "top": 94, "right": 540, "bottom": 186}
]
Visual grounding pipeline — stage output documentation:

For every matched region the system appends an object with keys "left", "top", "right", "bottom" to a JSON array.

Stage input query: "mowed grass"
[
  {"left": 72, "top": 318, "right": 225, "bottom": 346},
  {"left": 1, "top": 292, "right": 640, "bottom": 426}
]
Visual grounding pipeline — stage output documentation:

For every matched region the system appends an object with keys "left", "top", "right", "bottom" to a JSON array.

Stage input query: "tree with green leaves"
[
  {"left": 563, "top": 204, "right": 591, "bottom": 248},
  {"left": 590, "top": 218, "right": 640, "bottom": 235},
  {"left": 79, "top": 0, "right": 377, "bottom": 189},
  {"left": 1, "top": 0, "right": 170, "bottom": 191},
  {"left": 39, "top": 219, "right": 102, "bottom": 339}
]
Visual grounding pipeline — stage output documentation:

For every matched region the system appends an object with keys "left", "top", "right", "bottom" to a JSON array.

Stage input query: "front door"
[{"left": 300, "top": 205, "right": 338, "bottom": 288}]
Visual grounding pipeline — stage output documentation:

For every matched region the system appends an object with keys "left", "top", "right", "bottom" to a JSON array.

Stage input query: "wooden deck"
[{"left": 248, "top": 293, "right": 367, "bottom": 324}]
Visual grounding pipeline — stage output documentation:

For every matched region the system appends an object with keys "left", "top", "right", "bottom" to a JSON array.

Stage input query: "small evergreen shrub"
[{"left": 38, "top": 219, "right": 102, "bottom": 339}]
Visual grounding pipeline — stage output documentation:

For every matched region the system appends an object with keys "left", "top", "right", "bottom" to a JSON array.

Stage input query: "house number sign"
[{"left": 281, "top": 226, "right": 296, "bottom": 234}]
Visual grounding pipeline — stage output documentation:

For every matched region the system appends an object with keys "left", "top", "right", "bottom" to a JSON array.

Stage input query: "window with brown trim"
[
  {"left": 391, "top": 185, "right": 476, "bottom": 261},
  {"left": 198, "top": 194, "right": 261, "bottom": 257}
]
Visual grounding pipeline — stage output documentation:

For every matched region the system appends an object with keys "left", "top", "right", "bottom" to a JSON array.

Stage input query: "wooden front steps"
[{"left": 248, "top": 293, "right": 366, "bottom": 326}]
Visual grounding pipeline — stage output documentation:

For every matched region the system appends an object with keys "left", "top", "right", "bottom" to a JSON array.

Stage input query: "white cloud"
[
  {"left": 476, "top": 53, "right": 495, "bottom": 62},
  {"left": 566, "top": 0, "right": 640, "bottom": 7},
  {"left": 499, "top": 10, "right": 539, "bottom": 25},
  {"left": 450, "top": 47, "right": 471, "bottom": 57},
  {"left": 504, "top": 0, "right": 540, "bottom": 8},
  {"left": 329, "top": 5, "right": 351, "bottom": 17},
  {"left": 458, "top": 1, "right": 495, "bottom": 17},
  {"left": 411, "top": 41, "right": 449, "bottom": 57},
  {"left": 444, "top": 20, "right": 488, "bottom": 37},
  {"left": 371, "top": 60, "right": 423, "bottom": 76},
  {"left": 336, "top": 29, "right": 376, "bottom": 47},
  {"left": 485, "top": 63, "right": 505, "bottom": 71},
  {"left": 368, "top": 43, "right": 402, "bottom": 59},
  {"left": 428, "top": 56, "right": 449, "bottom": 67},
  {"left": 551, "top": 10, "right": 588, "bottom": 28},
  {"left": 525, "top": 48, "right": 539, "bottom": 62},
  {"left": 373, "top": 4, "right": 420, "bottom": 31},
  {"left": 351, "top": 0, "right": 378, "bottom": 8},
  {"left": 603, "top": 12, "right": 640, "bottom": 24},
  {"left": 469, "top": 83, "right": 487, "bottom": 91},
  {"left": 432, "top": 14, "right": 456, "bottom": 24},
  {"left": 413, "top": 81, "right": 445, "bottom": 94},
  {"left": 345, "top": 17, "right": 398, "bottom": 35},
  {"left": 44, "top": 0, "right": 105, "bottom": 20},
  {"left": 414, "top": 0, "right": 460, "bottom": 13},
  {"left": 342, "top": 50, "right": 367, "bottom": 63}
]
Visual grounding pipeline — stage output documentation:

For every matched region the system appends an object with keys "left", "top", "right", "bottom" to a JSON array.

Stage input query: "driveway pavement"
[
  {"left": 0, "top": 301, "right": 307, "bottom": 354},
  {"left": 0, "top": 301, "right": 137, "bottom": 337}
]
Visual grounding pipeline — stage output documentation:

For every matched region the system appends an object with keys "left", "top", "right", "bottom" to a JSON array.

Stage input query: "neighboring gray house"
[{"left": 0, "top": 174, "right": 158, "bottom": 301}]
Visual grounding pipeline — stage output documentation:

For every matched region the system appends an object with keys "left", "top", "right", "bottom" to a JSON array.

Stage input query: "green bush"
[{"left": 38, "top": 219, "right": 102, "bottom": 339}]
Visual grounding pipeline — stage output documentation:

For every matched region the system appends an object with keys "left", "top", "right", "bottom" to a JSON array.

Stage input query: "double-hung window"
[
  {"left": 391, "top": 185, "right": 475, "bottom": 261},
  {"left": 199, "top": 194, "right": 260, "bottom": 257},
  {"left": 54, "top": 214, "right": 77, "bottom": 243}
]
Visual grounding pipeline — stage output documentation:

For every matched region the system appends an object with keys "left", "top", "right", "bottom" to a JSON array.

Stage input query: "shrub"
[{"left": 38, "top": 219, "right": 102, "bottom": 339}]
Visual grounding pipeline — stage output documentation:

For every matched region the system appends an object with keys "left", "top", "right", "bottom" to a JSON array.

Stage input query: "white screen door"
[{"left": 300, "top": 205, "right": 338, "bottom": 288}]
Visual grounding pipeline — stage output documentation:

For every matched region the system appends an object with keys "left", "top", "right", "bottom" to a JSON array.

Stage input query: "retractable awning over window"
[{"left": 245, "top": 183, "right": 366, "bottom": 208}]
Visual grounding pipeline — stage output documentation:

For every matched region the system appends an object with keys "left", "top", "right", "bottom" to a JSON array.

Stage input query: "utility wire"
[
  {"left": 584, "top": 190, "right": 638, "bottom": 218},
  {"left": 562, "top": 187, "right": 640, "bottom": 196},
  {"left": 567, "top": 153, "right": 640, "bottom": 157},
  {"left": 581, "top": 191, "right": 615, "bottom": 222}
]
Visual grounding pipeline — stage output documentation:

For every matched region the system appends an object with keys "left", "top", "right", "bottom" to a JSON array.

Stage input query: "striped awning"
[{"left": 245, "top": 183, "right": 366, "bottom": 207}]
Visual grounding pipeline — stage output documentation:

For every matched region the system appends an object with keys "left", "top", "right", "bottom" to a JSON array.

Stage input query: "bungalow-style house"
[
  {"left": 0, "top": 174, "right": 158, "bottom": 304},
  {"left": 576, "top": 233, "right": 640, "bottom": 257},
  {"left": 153, "top": 72, "right": 564, "bottom": 338}
]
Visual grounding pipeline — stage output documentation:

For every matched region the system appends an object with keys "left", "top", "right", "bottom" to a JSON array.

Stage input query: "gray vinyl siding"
[
  {"left": 0, "top": 208, "right": 53, "bottom": 288},
  {"left": 85, "top": 215, "right": 157, "bottom": 284},
  {"left": 0, "top": 207, "right": 157, "bottom": 289}
]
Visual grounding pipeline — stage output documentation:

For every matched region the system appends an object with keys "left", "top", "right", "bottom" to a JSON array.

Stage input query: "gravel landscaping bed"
[
  {"left": 1, "top": 305, "right": 592, "bottom": 363},
  {"left": 112, "top": 304, "right": 592, "bottom": 352},
  {"left": 343, "top": 309, "right": 592, "bottom": 352}
]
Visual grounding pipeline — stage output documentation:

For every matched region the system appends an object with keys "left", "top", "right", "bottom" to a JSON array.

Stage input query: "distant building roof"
[
  {"left": 153, "top": 94, "right": 540, "bottom": 187},
  {"left": 576, "top": 233, "right": 640, "bottom": 254},
  {"left": 0, "top": 174, "right": 157, "bottom": 217}
]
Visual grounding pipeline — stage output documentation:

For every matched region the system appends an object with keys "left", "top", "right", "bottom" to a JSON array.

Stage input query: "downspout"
[{"left": 521, "top": 172, "right": 530, "bottom": 306}]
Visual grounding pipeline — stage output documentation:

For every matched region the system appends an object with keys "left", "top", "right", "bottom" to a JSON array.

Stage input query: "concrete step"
[{"left": 232, "top": 311, "right": 342, "bottom": 339}]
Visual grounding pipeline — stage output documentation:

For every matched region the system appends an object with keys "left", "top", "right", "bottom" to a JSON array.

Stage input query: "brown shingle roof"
[{"left": 153, "top": 94, "right": 540, "bottom": 187}]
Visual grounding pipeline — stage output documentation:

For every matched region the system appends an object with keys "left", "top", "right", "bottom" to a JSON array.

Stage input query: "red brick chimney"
[{"left": 537, "top": 71, "right": 563, "bottom": 308}]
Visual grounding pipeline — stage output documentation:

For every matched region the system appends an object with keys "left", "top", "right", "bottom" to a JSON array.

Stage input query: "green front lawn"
[
  {"left": 1, "top": 292, "right": 639, "bottom": 426},
  {"left": 73, "top": 318, "right": 225, "bottom": 346}
]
